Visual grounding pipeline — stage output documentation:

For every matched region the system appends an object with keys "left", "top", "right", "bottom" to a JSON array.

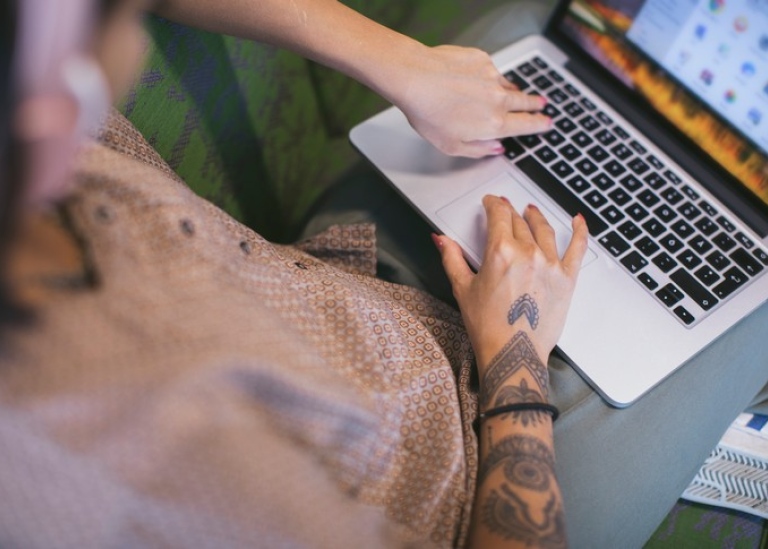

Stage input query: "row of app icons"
[{"left": 697, "top": 69, "right": 766, "bottom": 126}]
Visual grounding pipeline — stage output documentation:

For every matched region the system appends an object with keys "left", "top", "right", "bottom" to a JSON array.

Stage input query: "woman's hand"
[
  {"left": 388, "top": 45, "right": 552, "bottom": 158},
  {"left": 434, "top": 196, "right": 588, "bottom": 371}
]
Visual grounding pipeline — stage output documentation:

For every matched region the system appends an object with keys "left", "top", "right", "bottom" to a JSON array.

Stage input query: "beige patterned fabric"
[{"left": 0, "top": 113, "right": 479, "bottom": 548}]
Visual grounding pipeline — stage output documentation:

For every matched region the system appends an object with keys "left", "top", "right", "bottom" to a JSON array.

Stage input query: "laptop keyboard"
[{"left": 501, "top": 55, "right": 768, "bottom": 327}]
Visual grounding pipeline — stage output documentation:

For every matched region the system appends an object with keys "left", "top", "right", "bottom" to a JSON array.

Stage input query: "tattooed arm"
[{"left": 434, "top": 196, "right": 589, "bottom": 548}]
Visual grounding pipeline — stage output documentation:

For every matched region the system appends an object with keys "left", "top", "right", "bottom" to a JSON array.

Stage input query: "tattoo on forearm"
[
  {"left": 479, "top": 434, "right": 566, "bottom": 548},
  {"left": 508, "top": 293, "right": 539, "bottom": 330},
  {"left": 480, "top": 331, "right": 549, "bottom": 410}
]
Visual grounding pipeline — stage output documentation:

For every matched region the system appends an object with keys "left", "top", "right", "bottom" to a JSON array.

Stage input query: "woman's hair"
[{"left": 0, "top": 0, "right": 23, "bottom": 323}]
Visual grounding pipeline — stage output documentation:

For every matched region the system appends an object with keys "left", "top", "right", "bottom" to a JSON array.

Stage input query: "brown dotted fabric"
[{"left": 0, "top": 113, "right": 480, "bottom": 548}]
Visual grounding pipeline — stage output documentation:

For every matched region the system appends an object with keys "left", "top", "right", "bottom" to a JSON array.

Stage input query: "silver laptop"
[{"left": 351, "top": 0, "right": 768, "bottom": 407}]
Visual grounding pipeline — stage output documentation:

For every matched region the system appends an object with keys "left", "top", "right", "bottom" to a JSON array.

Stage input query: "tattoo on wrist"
[
  {"left": 479, "top": 434, "right": 566, "bottom": 548},
  {"left": 508, "top": 293, "right": 539, "bottom": 330},
  {"left": 480, "top": 331, "right": 549, "bottom": 410}
]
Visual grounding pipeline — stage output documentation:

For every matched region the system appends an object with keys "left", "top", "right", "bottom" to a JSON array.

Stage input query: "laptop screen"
[{"left": 553, "top": 0, "right": 768, "bottom": 212}]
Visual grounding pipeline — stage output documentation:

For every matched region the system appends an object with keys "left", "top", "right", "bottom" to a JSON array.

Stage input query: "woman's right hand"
[{"left": 433, "top": 196, "right": 588, "bottom": 374}]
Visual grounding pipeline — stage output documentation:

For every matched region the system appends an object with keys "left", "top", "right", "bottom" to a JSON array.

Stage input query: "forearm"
[
  {"left": 153, "top": 0, "right": 422, "bottom": 104},
  {"left": 469, "top": 331, "right": 567, "bottom": 549}
]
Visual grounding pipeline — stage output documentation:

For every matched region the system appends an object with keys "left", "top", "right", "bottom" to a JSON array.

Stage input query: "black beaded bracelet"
[{"left": 478, "top": 402, "right": 560, "bottom": 422}]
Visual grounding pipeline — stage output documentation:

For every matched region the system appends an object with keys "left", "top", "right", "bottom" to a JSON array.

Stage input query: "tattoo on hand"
[
  {"left": 479, "top": 434, "right": 566, "bottom": 548},
  {"left": 480, "top": 331, "right": 549, "bottom": 410},
  {"left": 508, "top": 293, "right": 539, "bottom": 330}
]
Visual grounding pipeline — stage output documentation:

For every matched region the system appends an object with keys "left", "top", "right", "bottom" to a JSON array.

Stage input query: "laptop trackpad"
[{"left": 436, "top": 171, "right": 598, "bottom": 268}]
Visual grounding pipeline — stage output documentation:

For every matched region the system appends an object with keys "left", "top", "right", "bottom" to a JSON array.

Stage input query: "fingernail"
[
  {"left": 527, "top": 203, "right": 540, "bottom": 212},
  {"left": 499, "top": 195, "right": 511, "bottom": 205},
  {"left": 539, "top": 96, "right": 548, "bottom": 108},
  {"left": 431, "top": 233, "right": 443, "bottom": 249},
  {"left": 492, "top": 144, "right": 505, "bottom": 155}
]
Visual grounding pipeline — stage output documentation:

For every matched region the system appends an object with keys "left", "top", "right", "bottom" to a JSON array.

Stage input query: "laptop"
[{"left": 350, "top": 0, "right": 768, "bottom": 407}]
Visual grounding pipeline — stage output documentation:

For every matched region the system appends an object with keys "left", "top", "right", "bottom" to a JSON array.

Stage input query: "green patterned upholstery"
[{"left": 121, "top": 2, "right": 767, "bottom": 546}]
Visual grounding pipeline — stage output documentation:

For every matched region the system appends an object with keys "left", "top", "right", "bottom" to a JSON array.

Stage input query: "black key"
[
  {"left": 670, "top": 269, "right": 718, "bottom": 311},
  {"left": 518, "top": 62, "right": 537, "bottom": 76},
  {"left": 654, "top": 204, "right": 677, "bottom": 223},
  {"left": 689, "top": 235, "right": 713, "bottom": 255},
  {"left": 505, "top": 69, "right": 531, "bottom": 90},
  {"left": 533, "top": 74, "right": 554, "bottom": 90},
  {"left": 677, "top": 249, "right": 702, "bottom": 269},
  {"left": 636, "top": 236, "right": 660, "bottom": 257},
  {"left": 601, "top": 205, "right": 625, "bottom": 224},
  {"left": 618, "top": 220, "right": 642, "bottom": 240},
  {"left": 555, "top": 118, "right": 578, "bottom": 133},
  {"left": 678, "top": 202, "right": 702, "bottom": 221},
  {"left": 671, "top": 219, "right": 695, "bottom": 239},
  {"left": 735, "top": 232, "right": 754, "bottom": 249},
  {"left": 706, "top": 250, "right": 731, "bottom": 271},
  {"left": 551, "top": 160, "right": 575, "bottom": 179},
  {"left": 515, "top": 156, "right": 609, "bottom": 236},
  {"left": 637, "top": 189, "right": 661, "bottom": 207},
  {"left": 681, "top": 185, "right": 700, "bottom": 201},
  {"left": 535, "top": 146, "right": 557, "bottom": 163},
  {"left": 717, "top": 216, "right": 736, "bottom": 233},
  {"left": 564, "top": 83, "right": 580, "bottom": 96},
  {"left": 594, "top": 112, "right": 611, "bottom": 126},
  {"left": 642, "top": 218, "right": 665, "bottom": 238},
  {"left": 664, "top": 169, "right": 682, "bottom": 185},
  {"left": 566, "top": 175, "right": 591, "bottom": 193},
  {"left": 638, "top": 272, "right": 659, "bottom": 290},
  {"left": 542, "top": 103, "right": 561, "bottom": 118},
  {"left": 564, "top": 102, "right": 585, "bottom": 117},
  {"left": 653, "top": 252, "right": 678, "bottom": 273},
  {"left": 518, "top": 134, "right": 542, "bottom": 148},
  {"left": 575, "top": 158, "right": 598, "bottom": 175},
  {"left": 587, "top": 145, "right": 609, "bottom": 163},
  {"left": 585, "top": 190, "right": 608, "bottom": 208},
  {"left": 628, "top": 158, "right": 650, "bottom": 175},
  {"left": 730, "top": 248, "right": 763, "bottom": 277},
  {"left": 580, "top": 97, "right": 597, "bottom": 110},
  {"left": 713, "top": 232, "right": 737, "bottom": 252},
  {"left": 613, "top": 125, "right": 630, "bottom": 140},
  {"left": 503, "top": 138, "right": 526, "bottom": 160},
  {"left": 647, "top": 155, "right": 664, "bottom": 169},
  {"left": 753, "top": 248, "right": 768, "bottom": 265},
  {"left": 660, "top": 233, "right": 684, "bottom": 253},
  {"left": 674, "top": 306, "right": 695, "bottom": 325},
  {"left": 656, "top": 284, "right": 684, "bottom": 307},
  {"left": 713, "top": 267, "right": 749, "bottom": 299},
  {"left": 548, "top": 88, "right": 569, "bottom": 104},
  {"left": 626, "top": 203, "right": 649, "bottom": 222},
  {"left": 543, "top": 130, "right": 566, "bottom": 147},
  {"left": 532, "top": 56, "right": 548, "bottom": 69},
  {"left": 598, "top": 231, "right": 630, "bottom": 256},
  {"left": 548, "top": 69, "right": 564, "bottom": 83},
  {"left": 621, "top": 251, "right": 648, "bottom": 273},
  {"left": 572, "top": 131, "right": 593, "bottom": 148},
  {"left": 595, "top": 128, "right": 616, "bottom": 146},
  {"left": 629, "top": 140, "right": 647, "bottom": 155},
  {"left": 611, "top": 143, "right": 633, "bottom": 160},
  {"left": 559, "top": 144, "right": 582, "bottom": 161},
  {"left": 604, "top": 160, "right": 626, "bottom": 178},
  {"left": 609, "top": 188, "right": 632, "bottom": 206},
  {"left": 591, "top": 172, "right": 614, "bottom": 190},
  {"left": 579, "top": 115, "right": 600, "bottom": 132},
  {"left": 695, "top": 217, "right": 718, "bottom": 236},
  {"left": 699, "top": 200, "right": 717, "bottom": 216},
  {"left": 661, "top": 187, "right": 684, "bottom": 205},
  {"left": 694, "top": 265, "right": 719, "bottom": 286},
  {"left": 644, "top": 172, "right": 666, "bottom": 190},
  {"left": 619, "top": 175, "right": 643, "bottom": 193}
]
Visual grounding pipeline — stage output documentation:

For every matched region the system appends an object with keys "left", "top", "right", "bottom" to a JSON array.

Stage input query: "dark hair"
[{"left": 0, "top": 0, "right": 25, "bottom": 324}]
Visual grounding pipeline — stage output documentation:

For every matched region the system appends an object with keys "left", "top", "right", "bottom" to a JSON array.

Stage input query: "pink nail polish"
[
  {"left": 499, "top": 196, "right": 511, "bottom": 205},
  {"left": 431, "top": 233, "right": 443, "bottom": 249}
]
